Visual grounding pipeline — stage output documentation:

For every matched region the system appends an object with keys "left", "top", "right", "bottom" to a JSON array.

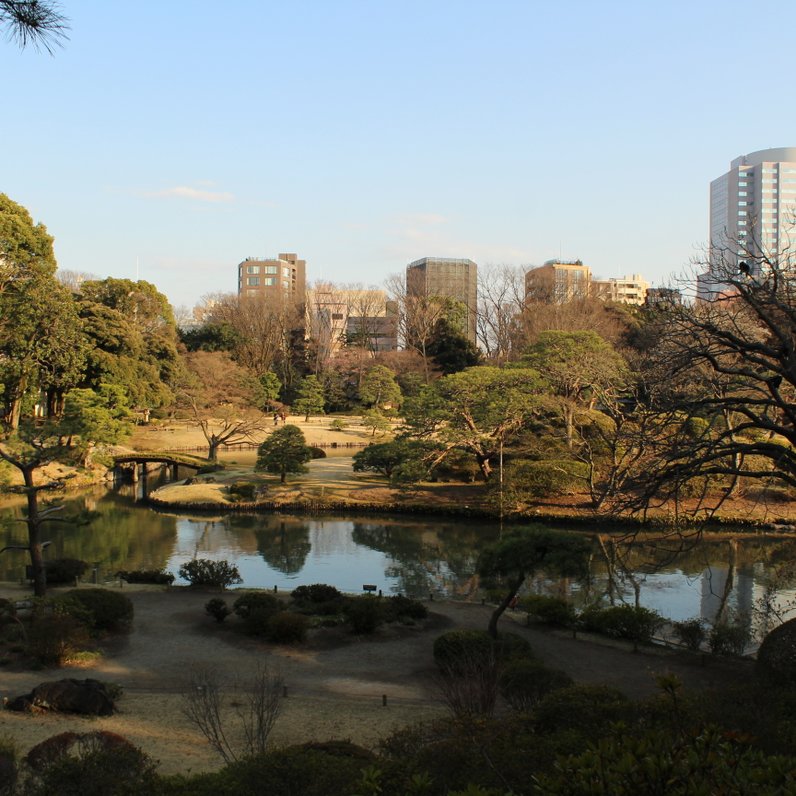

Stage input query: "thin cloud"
[{"left": 150, "top": 186, "right": 235, "bottom": 203}]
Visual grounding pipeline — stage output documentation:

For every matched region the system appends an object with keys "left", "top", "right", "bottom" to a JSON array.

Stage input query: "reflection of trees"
[
  {"left": 0, "top": 489, "right": 178, "bottom": 580},
  {"left": 352, "top": 520, "right": 497, "bottom": 598},
  {"left": 255, "top": 519, "right": 311, "bottom": 575}
]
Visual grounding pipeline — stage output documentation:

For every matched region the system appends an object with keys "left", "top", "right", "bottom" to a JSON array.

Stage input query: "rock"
[{"left": 6, "top": 679, "right": 115, "bottom": 716}]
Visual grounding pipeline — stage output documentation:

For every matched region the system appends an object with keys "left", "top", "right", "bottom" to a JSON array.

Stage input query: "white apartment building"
[{"left": 701, "top": 147, "right": 796, "bottom": 299}]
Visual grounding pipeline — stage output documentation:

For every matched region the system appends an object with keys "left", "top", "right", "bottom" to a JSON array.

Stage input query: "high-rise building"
[
  {"left": 238, "top": 253, "right": 306, "bottom": 305},
  {"left": 701, "top": 147, "right": 796, "bottom": 299},
  {"left": 405, "top": 257, "right": 478, "bottom": 343}
]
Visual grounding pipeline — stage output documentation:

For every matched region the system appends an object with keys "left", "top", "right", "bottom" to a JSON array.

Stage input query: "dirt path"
[{"left": 0, "top": 587, "right": 746, "bottom": 775}]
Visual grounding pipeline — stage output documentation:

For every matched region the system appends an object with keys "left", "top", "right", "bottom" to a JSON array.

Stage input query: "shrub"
[
  {"left": 499, "top": 659, "right": 573, "bottom": 711},
  {"left": 580, "top": 604, "right": 662, "bottom": 647},
  {"left": 26, "top": 613, "right": 90, "bottom": 666},
  {"left": 494, "top": 632, "right": 534, "bottom": 663},
  {"left": 672, "top": 617, "right": 707, "bottom": 651},
  {"left": 382, "top": 594, "right": 428, "bottom": 623},
  {"left": 115, "top": 569, "right": 174, "bottom": 585},
  {"left": 757, "top": 617, "right": 796, "bottom": 686},
  {"left": 56, "top": 589, "right": 134, "bottom": 633},
  {"left": 179, "top": 559, "right": 242, "bottom": 589},
  {"left": 205, "top": 598, "right": 230, "bottom": 623},
  {"left": 534, "top": 685, "right": 633, "bottom": 734},
  {"left": 267, "top": 611, "right": 309, "bottom": 644},
  {"left": 0, "top": 736, "right": 17, "bottom": 796},
  {"left": 291, "top": 584, "right": 345, "bottom": 615},
  {"left": 433, "top": 630, "right": 495, "bottom": 674},
  {"left": 233, "top": 592, "right": 283, "bottom": 635},
  {"left": 227, "top": 481, "right": 257, "bottom": 501},
  {"left": 23, "top": 731, "right": 158, "bottom": 796},
  {"left": 44, "top": 559, "right": 88, "bottom": 585},
  {"left": 503, "top": 459, "right": 587, "bottom": 499},
  {"left": 329, "top": 418, "right": 346, "bottom": 431},
  {"left": 709, "top": 620, "right": 751, "bottom": 657},
  {"left": 522, "top": 594, "right": 577, "bottom": 627},
  {"left": 345, "top": 595, "right": 384, "bottom": 635}
]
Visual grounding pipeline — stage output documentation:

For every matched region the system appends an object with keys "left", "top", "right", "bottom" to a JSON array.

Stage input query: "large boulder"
[{"left": 6, "top": 679, "right": 115, "bottom": 716}]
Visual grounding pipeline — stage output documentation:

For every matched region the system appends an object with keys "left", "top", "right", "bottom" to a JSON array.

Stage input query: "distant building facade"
[
  {"left": 525, "top": 260, "right": 591, "bottom": 303},
  {"left": 591, "top": 273, "right": 650, "bottom": 305},
  {"left": 701, "top": 147, "right": 796, "bottom": 300},
  {"left": 307, "top": 285, "right": 398, "bottom": 358},
  {"left": 238, "top": 253, "right": 306, "bottom": 305},
  {"left": 406, "top": 257, "right": 478, "bottom": 343}
]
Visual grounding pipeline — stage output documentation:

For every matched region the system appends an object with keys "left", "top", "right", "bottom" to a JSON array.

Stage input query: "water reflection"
[{"left": 2, "top": 479, "right": 796, "bottom": 637}]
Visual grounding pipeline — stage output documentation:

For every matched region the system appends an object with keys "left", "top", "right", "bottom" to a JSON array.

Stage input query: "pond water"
[{"left": 2, "top": 468, "right": 795, "bottom": 638}]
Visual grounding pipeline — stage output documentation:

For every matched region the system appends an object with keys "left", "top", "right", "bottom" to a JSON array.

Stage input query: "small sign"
[{"left": 362, "top": 584, "right": 377, "bottom": 592}]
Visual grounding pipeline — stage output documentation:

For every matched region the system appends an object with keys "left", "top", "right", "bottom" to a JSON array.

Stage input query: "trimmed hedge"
[
  {"left": 233, "top": 592, "right": 283, "bottom": 635},
  {"left": 44, "top": 559, "right": 88, "bottom": 585},
  {"left": 499, "top": 659, "right": 573, "bottom": 711}
]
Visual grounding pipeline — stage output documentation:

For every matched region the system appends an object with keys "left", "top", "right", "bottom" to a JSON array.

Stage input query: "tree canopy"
[{"left": 256, "top": 425, "right": 313, "bottom": 483}]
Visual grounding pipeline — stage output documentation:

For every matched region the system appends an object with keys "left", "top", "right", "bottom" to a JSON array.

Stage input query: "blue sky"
[{"left": 3, "top": 0, "right": 795, "bottom": 310}]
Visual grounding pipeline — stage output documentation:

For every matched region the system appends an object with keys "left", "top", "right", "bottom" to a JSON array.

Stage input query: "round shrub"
[
  {"left": 179, "top": 559, "right": 242, "bottom": 589},
  {"left": 345, "top": 595, "right": 384, "bottom": 635},
  {"left": 499, "top": 659, "right": 573, "bottom": 711},
  {"left": 494, "top": 632, "right": 535, "bottom": 663},
  {"left": 267, "top": 611, "right": 309, "bottom": 644},
  {"left": 227, "top": 481, "right": 257, "bottom": 501},
  {"left": 44, "top": 559, "right": 88, "bottom": 585},
  {"left": 672, "top": 617, "right": 707, "bottom": 652},
  {"left": 291, "top": 584, "right": 345, "bottom": 615},
  {"left": 23, "top": 731, "right": 157, "bottom": 796},
  {"left": 522, "top": 594, "right": 577, "bottom": 627},
  {"left": 205, "top": 598, "right": 230, "bottom": 623},
  {"left": 757, "top": 617, "right": 796, "bottom": 686},
  {"left": 233, "top": 592, "right": 283, "bottom": 635},
  {"left": 57, "top": 589, "right": 134, "bottom": 633},
  {"left": 433, "top": 630, "right": 495, "bottom": 674}
]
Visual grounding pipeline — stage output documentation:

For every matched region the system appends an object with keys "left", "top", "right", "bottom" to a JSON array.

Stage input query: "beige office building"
[
  {"left": 525, "top": 260, "right": 591, "bottom": 303},
  {"left": 406, "top": 257, "right": 478, "bottom": 343},
  {"left": 238, "top": 253, "right": 306, "bottom": 305},
  {"left": 307, "top": 285, "right": 398, "bottom": 358},
  {"left": 591, "top": 273, "right": 649, "bottom": 305},
  {"left": 701, "top": 147, "right": 796, "bottom": 299}
]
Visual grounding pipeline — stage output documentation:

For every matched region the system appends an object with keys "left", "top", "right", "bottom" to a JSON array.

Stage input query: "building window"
[
  {"left": 247, "top": 277, "right": 259, "bottom": 286},
  {"left": 264, "top": 277, "right": 276, "bottom": 286},
  {"left": 265, "top": 265, "right": 278, "bottom": 274},
  {"left": 247, "top": 265, "right": 259, "bottom": 274},
  {"left": 283, "top": 267, "right": 291, "bottom": 278}
]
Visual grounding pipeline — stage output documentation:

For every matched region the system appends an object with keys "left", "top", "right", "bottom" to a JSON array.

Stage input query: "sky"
[{"left": 3, "top": 0, "right": 796, "bottom": 311}]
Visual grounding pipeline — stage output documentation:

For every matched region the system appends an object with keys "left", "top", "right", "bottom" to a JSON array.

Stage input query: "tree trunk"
[
  {"left": 207, "top": 439, "right": 220, "bottom": 461},
  {"left": 23, "top": 467, "right": 47, "bottom": 598},
  {"left": 280, "top": 471, "right": 286, "bottom": 483},
  {"left": 487, "top": 574, "right": 524, "bottom": 639}
]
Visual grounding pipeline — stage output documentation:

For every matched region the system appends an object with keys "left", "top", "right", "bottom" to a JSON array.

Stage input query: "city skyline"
[{"left": 3, "top": 1, "right": 796, "bottom": 310}]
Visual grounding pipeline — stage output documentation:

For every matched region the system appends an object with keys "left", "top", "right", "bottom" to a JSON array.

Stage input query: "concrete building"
[
  {"left": 238, "top": 253, "right": 306, "bottom": 305},
  {"left": 307, "top": 285, "right": 398, "bottom": 359},
  {"left": 524, "top": 259, "right": 591, "bottom": 303},
  {"left": 591, "top": 273, "right": 650, "bottom": 305},
  {"left": 406, "top": 257, "right": 478, "bottom": 343},
  {"left": 701, "top": 147, "right": 796, "bottom": 299}
]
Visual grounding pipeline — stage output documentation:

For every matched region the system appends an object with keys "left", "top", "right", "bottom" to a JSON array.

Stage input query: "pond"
[{"left": 2, "top": 472, "right": 795, "bottom": 639}]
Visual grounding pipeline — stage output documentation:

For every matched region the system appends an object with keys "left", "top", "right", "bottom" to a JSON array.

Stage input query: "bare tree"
[
  {"left": 183, "top": 664, "right": 284, "bottom": 764},
  {"left": 476, "top": 263, "right": 526, "bottom": 362},
  {"left": 626, "top": 242, "right": 796, "bottom": 511}
]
